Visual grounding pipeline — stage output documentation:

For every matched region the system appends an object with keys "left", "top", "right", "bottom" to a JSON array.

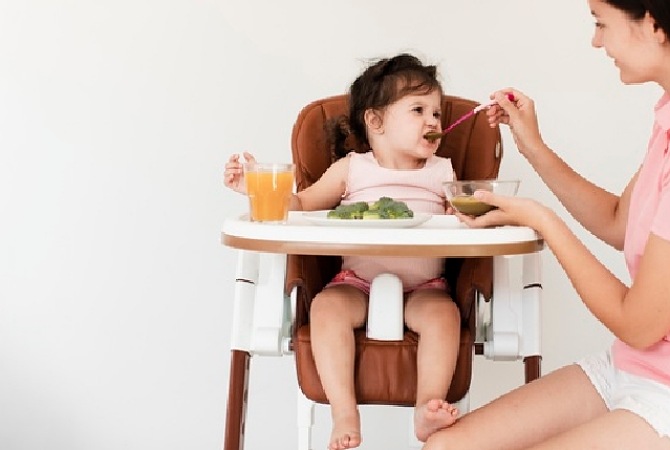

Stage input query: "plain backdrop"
[{"left": 0, "top": 1, "right": 662, "bottom": 449}]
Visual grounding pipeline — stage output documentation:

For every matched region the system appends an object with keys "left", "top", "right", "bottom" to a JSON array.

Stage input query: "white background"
[{"left": 0, "top": 1, "right": 661, "bottom": 449}]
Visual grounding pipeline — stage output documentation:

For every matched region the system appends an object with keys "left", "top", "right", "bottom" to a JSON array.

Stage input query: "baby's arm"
[
  {"left": 223, "top": 151, "right": 256, "bottom": 194},
  {"left": 291, "top": 157, "right": 349, "bottom": 211}
]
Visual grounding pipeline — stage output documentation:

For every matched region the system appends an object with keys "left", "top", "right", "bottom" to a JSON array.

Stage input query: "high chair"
[{"left": 222, "top": 94, "right": 543, "bottom": 450}]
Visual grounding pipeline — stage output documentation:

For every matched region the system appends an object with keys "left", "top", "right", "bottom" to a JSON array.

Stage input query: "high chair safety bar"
[{"left": 221, "top": 212, "right": 544, "bottom": 450}]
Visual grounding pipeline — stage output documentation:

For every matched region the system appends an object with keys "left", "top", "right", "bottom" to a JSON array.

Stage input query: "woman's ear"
[
  {"left": 364, "top": 109, "right": 384, "bottom": 134},
  {"left": 646, "top": 12, "right": 668, "bottom": 44}
]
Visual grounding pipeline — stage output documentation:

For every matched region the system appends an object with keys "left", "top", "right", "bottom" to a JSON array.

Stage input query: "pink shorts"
[{"left": 324, "top": 269, "right": 447, "bottom": 295}]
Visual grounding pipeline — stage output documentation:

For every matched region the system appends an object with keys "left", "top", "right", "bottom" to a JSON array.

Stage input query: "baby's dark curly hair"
[{"left": 326, "top": 53, "right": 442, "bottom": 161}]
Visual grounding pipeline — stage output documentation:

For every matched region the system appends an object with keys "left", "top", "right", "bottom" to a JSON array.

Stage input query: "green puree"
[{"left": 450, "top": 196, "right": 494, "bottom": 216}]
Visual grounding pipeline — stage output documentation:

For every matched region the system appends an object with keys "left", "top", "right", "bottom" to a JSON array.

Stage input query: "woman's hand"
[
  {"left": 486, "top": 88, "right": 545, "bottom": 158},
  {"left": 456, "top": 190, "right": 552, "bottom": 232},
  {"left": 224, "top": 151, "right": 256, "bottom": 194}
]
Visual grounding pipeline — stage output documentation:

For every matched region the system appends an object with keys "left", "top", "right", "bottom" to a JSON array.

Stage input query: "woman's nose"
[{"left": 591, "top": 31, "right": 602, "bottom": 48}]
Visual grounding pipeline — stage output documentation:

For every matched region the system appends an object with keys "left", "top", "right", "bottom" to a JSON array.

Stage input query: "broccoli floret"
[
  {"left": 327, "top": 204, "right": 354, "bottom": 219},
  {"left": 350, "top": 201, "right": 369, "bottom": 213},
  {"left": 370, "top": 197, "right": 393, "bottom": 209},
  {"left": 327, "top": 197, "right": 414, "bottom": 220},
  {"left": 362, "top": 210, "right": 381, "bottom": 220},
  {"left": 384, "top": 201, "right": 413, "bottom": 219},
  {"left": 378, "top": 209, "right": 391, "bottom": 219},
  {"left": 371, "top": 196, "right": 394, "bottom": 210}
]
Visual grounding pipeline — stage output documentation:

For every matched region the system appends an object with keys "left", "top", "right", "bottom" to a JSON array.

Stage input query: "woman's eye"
[{"left": 594, "top": 22, "right": 604, "bottom": 29}]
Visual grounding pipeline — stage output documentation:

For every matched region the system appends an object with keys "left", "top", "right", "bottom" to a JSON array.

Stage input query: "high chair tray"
[{"left": 222, "top": 212, "right": 543, "bottom": 258}]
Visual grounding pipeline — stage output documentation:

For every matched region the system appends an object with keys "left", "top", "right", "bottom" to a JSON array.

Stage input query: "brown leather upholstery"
[{"left": 287, "top": 94, "right": 502, "bottom": 406}]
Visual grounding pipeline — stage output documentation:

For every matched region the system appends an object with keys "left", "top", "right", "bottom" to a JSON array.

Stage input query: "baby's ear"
[{"left": 364, "top": 109, "right": 384, "bottom": 134}]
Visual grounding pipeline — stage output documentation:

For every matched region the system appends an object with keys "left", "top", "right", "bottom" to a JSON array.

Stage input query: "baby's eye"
[
  {"left": 433, "top": 111, "right": 442, "bottom": 119},
  {"left": 412, "top": 106, "right": 424, "bottom": 114}
]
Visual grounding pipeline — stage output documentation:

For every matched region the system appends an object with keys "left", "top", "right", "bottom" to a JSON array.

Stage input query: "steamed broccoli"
[
  {"left": 370, "top": 196, "right": 394, "bottom": 210},
  {"left": 328, "top": 197, "right": 414, "bottom": 220},
  {"left": 326, "top": 201, "right": 369, "bottom": 219}
]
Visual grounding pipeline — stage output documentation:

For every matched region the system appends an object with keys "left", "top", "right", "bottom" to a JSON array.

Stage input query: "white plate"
[{"left": 302, "top": 211, "right": 432, "bottom": 228}]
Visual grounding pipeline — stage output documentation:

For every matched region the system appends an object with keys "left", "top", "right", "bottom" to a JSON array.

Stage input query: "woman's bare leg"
[
  {"left": 404, "top": 289, "right": 461, "bottom": 442},
  {"left": 527, "top": 409, "right": 670, "bottom": 450},
  {"left": 310, "top": 285, "right": 367, "bottom": 450},
  {"left": 422, "top": 364, "right": 607, "bottom": 450}
]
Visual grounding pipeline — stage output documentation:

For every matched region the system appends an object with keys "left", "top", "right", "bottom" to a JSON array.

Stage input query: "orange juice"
[{"left": 244, "top": 163, "right": 294, "bottom": 222}]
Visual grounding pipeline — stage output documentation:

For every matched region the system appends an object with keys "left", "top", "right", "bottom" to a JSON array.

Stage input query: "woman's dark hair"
[
  {"left": 605, "top": 0, "right": 670, "bottom": 37},
  {"left": 326, "top": 53, "right": 442, "bottom": 161}
]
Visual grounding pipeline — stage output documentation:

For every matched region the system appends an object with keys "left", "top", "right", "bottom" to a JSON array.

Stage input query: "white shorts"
[{"left": 577, "top": 350, "right": 670, "bottom": 438}]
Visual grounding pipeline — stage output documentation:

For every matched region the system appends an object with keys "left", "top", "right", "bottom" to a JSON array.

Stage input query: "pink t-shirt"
[
  {"left": 612, "top": 93, "right": 670, "bottom": 386},
  {"left": 340, "top": 152, "right": 454, "bottom": 289}
]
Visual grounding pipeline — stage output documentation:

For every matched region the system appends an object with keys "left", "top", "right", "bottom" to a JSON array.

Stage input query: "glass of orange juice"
[{"left": 243, "top": 162, "right": 295, "bottom": 223}]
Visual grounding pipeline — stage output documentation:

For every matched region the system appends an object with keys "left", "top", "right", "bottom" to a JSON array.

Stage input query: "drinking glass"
[{"left": 244, "top": 162, "right": 295, "bottom": 223}]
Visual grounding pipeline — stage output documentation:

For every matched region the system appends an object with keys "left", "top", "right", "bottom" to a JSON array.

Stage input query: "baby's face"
[{"left": 375, "top": 89, "right": 442, "bottom": 160}]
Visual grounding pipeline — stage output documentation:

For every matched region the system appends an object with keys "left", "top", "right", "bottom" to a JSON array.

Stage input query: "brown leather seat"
[{"left": 286, "top": 94, "right": 503, "bottom": 406}]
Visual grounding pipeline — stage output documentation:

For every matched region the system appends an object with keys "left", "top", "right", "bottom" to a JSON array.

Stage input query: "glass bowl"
[{"left": 443, "top": 180, "right": 520, "bottom": 216}]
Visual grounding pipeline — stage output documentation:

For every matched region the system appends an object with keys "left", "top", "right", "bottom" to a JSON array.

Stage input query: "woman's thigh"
[
  {"left": 423, "top": 364, "right": 607, "bottom": 450},
  {"left": 528, "top": 409, "right": 670, "bottom": 450}
]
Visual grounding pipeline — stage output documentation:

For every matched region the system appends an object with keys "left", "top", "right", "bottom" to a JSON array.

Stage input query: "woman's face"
[{"left": 589, "top": 0, "right": 667, "bottom": 85}]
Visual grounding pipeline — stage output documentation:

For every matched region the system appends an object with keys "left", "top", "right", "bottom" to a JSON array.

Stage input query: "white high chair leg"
[
  {"left": 297, "top": 389, "right": 315, "bottom": 450},
  {"left": 367, "top": 273, "right": 404, "bottom": 340},
  {"left": 484, "top": 255, "right": 521, "bottom": 361},
  {"left": 231, "top": 250, "right": 260, "bottom": 352},
  {"left": 521, "top": 253, "right": 542, "bottom": 357},
  {"left": 251, "top": 252, "right": 288, "bottom": 356}
]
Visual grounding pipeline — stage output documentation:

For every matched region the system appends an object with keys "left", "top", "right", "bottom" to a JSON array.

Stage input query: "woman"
[{"left": 424, "top": 1, "right": 670, "bottom": 448}]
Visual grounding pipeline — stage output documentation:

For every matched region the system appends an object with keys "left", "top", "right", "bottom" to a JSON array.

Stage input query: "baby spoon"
[{"left": 425, "top": 94, "right": 516, "bottom": 142}]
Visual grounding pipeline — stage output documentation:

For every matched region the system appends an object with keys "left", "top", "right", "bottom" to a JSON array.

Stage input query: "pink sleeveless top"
[{"left": 340, "top": 152, "right": 454, "bottom": 289}]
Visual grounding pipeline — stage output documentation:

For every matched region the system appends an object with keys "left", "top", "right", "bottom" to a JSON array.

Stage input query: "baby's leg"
[
  {"left": 310, "top": 284, "right": 368, "bottom": 449},
  {"left": 404, "top": 289, "right": 461, "bottom": 442}
]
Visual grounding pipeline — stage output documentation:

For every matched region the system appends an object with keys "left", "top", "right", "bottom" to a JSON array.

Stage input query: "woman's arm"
[
  {"left": 488, "top": 90, "right": 636, "bottom": 250},
  {"left": 538, "top": 209, "right": 670, "bottom": 349},
  {"left": 464, "top": 193, "right": 670, "bottom": 349},
  {"left": 517, "top": 140, "right": 637, "bottom": 250}
]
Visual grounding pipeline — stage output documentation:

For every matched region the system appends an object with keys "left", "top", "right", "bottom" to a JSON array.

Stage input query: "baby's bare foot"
[
  {"left": 414, "top": 399, "right": 459, "bottom": 442},
  {"left": 328, "top": 410, "right": 361, "bottom": 450}
]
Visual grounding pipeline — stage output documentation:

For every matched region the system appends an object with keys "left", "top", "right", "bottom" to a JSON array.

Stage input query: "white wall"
[{"left": 0, "top": 1, "right": 661, "bottom": 449}]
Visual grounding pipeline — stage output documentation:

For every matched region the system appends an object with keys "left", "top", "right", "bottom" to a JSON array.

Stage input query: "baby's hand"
[{"left": 224, "top": 152, "right": 256, "bottom": 194}]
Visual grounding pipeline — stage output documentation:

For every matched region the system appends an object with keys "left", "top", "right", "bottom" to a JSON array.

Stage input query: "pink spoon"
[{"left": 425, "top": 94, "right": 516, "bottom": 142}]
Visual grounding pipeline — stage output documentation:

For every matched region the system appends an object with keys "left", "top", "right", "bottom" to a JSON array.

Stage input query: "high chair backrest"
[{"left": 291, "top": 94, "right": 502, "bottom": 190}]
